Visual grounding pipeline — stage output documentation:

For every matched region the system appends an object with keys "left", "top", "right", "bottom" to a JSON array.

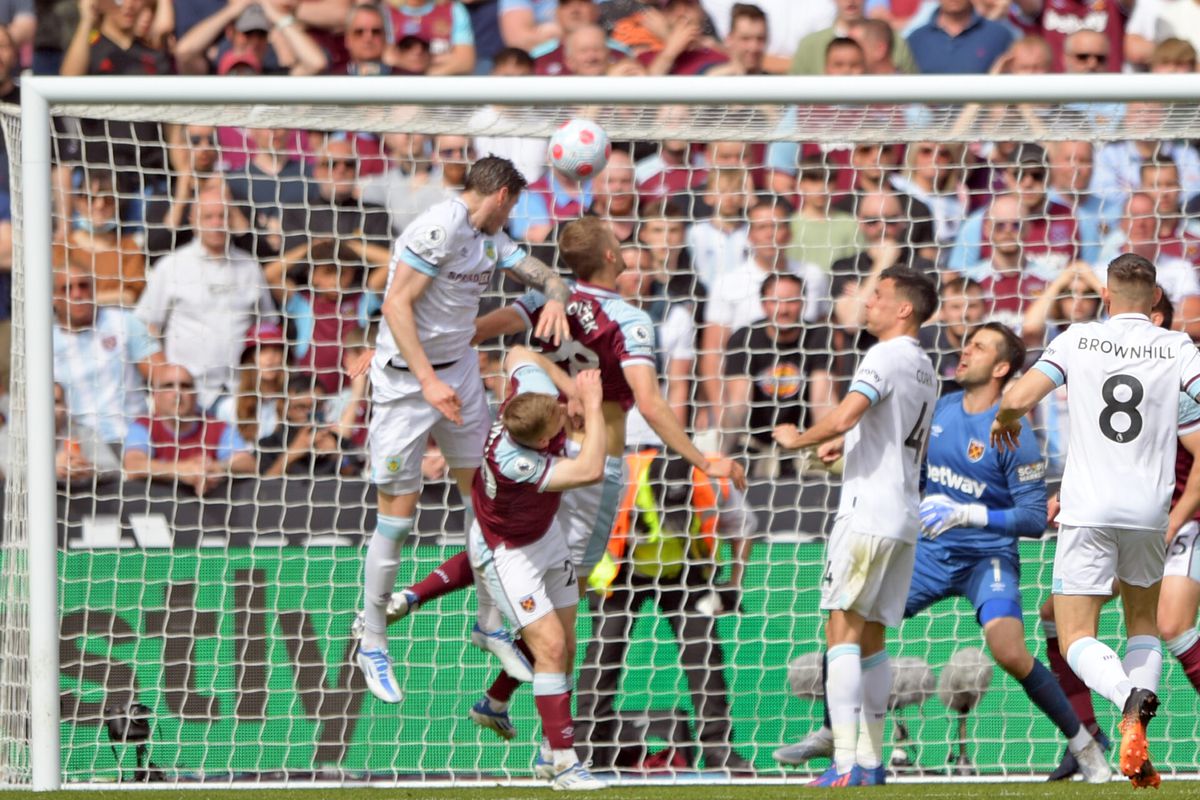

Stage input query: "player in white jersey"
[
  {"left": 992, "top": 253, "right": 1200, "bottom": 788},
  {"left": 773, "top": 266, "right": 939, "bottom": 787},
  {"left": 357, "top": 156, "right": 573, "bottom": 704}
]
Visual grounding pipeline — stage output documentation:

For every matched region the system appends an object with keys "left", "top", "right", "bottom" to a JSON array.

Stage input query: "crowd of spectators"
[{"left": 8, "top": 0, "right": 1200, "bottom": 495}]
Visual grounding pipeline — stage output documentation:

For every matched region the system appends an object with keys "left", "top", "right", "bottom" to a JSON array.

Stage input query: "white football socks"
[
  {"left": 1123, "top": 635, "right": 1163, "bottom": 692},
  {"left": 826, "top": 644, "right": 862, "bottom": 774},
  {"left": 1067, "top": 636, "right": 1133, "bottom": 709},
  {"left": 857, "top": 651, "right": 891, "bottom": 770}
]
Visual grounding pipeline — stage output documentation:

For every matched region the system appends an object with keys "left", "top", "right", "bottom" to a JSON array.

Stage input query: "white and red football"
[{"left": 548, "top": 118, "right": 611, "bottom": 180}]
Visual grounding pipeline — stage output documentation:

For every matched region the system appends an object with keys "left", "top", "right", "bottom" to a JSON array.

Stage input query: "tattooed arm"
[{"left": 506, "top": 254, "right": 572, "bottom": 345}]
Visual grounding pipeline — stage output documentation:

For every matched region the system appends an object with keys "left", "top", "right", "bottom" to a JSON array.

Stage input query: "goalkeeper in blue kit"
[{"left": 777, "top": 323, "right": 1110, "bottom": 783}]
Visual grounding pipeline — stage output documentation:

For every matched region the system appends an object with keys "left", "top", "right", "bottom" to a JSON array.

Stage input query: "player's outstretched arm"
[
  {"left": 545, "top": 370, "right": 607, "bottom": 491},
  {"left": 382, "top": 263, "right": 463, "bottom": 424},
  {"left": 1169, "top": 427, "right": 1200, "bottom": 543},
  {"left": 507, "top": 254, "right": 572, "bottom": 346},
  {"left": 472, "top": 306, "right": 529, "bottom": 346},
  {"left": 626, "top": 362, "right": 747, "bottom": 490},
  {"left": 773, "top": 391, "right": 871, "bottom": 452},
  {"left": 505, "top": 345, "right": 577, "bottom": 402},
  {"left": 991, "top": 369, "right": 1056, "bottom": 451}
]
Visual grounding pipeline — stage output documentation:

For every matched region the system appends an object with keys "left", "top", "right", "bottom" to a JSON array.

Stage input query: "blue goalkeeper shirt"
[{"left": 922, "top": 392, "right": 1048, "bottom": 560}]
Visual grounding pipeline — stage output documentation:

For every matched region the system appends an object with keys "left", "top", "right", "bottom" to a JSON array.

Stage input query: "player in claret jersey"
[
  {"left": 993, "top": 254, "right": 1200, "bottom": 788},
  {"left": 468, "top": 358, "right": 607, "bottom": 790}
]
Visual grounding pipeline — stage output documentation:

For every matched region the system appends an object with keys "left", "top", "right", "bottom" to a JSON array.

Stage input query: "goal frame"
[{"left": 17, "top": 73, "right": 1200, "bottom": 791}]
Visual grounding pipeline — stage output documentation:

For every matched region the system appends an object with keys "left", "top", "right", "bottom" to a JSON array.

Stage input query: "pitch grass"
[{"left": 1, "top": 784, "right": 1197, "bottom": 800}]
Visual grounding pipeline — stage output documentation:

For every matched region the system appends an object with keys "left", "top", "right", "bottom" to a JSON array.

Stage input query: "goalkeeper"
[{"left": 776, "top": 323, "right": 1110, "bottom": 783}]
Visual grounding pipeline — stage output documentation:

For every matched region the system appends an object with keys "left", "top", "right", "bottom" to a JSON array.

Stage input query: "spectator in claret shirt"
[
  {"left": 382, "top": 0, "right": 475, "bottom": 75},
  {"left": 1011, "top": 0, "right": 1130, "bottom": 73},
  {"left": 639, "top": 0, "right": 727, "bottom": 75},
  {"left": 966, "top": 193, "right": 1048, "bottom": 331},
  {"left": 533, "top": 0, "right": 629, "bottom": 74},
  {"left": 174, "top": 1, "right": 328, "bottom": 76},
  {"left": 123, "top": 363, "right": 256, "bottom": 496},
  {"left": 509, "top": 153, "right": 594, "bottom": 243},
  {"left": 919, "top": 276, "right": 986, "bottom": 395},
  {"left": 635, "top": 107, "right": 707, "bottom": 205}
]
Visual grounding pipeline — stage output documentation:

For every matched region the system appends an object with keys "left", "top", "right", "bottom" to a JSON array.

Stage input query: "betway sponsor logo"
[{"left": 926, "top": 465, "right": 987, "bottom": 499}]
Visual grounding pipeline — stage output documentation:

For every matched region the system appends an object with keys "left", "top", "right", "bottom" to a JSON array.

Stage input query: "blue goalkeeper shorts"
[{"left": 904, "top": 544, "right": 1023, "bottom": 626}]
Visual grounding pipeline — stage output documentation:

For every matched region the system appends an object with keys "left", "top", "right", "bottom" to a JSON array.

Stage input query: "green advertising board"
[{"left": 58, "top": 542, "right": 1200, "bottom": 781}]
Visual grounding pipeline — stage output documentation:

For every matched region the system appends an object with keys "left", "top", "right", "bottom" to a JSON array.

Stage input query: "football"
[{"left": 548, "top": 118, "right": 611, "bottom": 180}]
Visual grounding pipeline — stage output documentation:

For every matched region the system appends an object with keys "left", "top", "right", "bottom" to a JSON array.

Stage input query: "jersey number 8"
[{"left": 1098, "top": 373, "right": 1143, "bottom": 444}]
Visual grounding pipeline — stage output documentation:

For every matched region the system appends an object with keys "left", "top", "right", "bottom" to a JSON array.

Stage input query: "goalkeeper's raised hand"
[{"left": 918, "top": 494, "right": 988, "bottom": 539}]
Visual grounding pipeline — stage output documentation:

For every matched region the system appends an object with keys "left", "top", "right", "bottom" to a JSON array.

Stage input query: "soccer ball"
[{"left": 548, "top": 118, "right": 611, "bottom": 180}]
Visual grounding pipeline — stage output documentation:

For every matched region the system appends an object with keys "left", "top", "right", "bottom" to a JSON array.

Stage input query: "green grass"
[{"left": 1, "top": 783, "right": 1198, "bottom": 800}]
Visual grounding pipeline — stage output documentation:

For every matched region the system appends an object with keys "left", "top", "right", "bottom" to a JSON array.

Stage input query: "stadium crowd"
[{"left": 26, "top": 0, "right": 1200, "bottom": 490}]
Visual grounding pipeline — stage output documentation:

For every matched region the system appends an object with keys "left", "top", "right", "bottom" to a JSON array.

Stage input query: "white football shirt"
[
  {"left": 371, "top": 198, "right": 526, "bottom": 402},
  {"left": 1033, "top": 312, "right": 1200, "bottom": 531},
  {"left": 838, "top": 335, "right": 938, "bottom": 543}
]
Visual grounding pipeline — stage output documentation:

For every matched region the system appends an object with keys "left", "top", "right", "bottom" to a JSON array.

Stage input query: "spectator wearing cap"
[
  {"left": 213, "top": 321, "right": 288, "bottom": 447},
  {"left": 53, "top": 262, "right": 165, "bottom": 447},
  {"left": 136, "top": 186, "right": 276, "bottom": 410},
  {"left": 174, "top": 1, "right": 328, "bottom": 76},
  {"left": 532, "top": 0, "right": 630, "bottom": 74},
  {"left": 640, "top": 0, "right": 728, "bottom": 75},
  {"left": 280, "top": 139, "right": 391, "bottom": 253},
  {"left": 791, "top": 0, "right": 916, "bottom": 75},
  {"left": 949, "top": 143, "right": 1078, "bottom": 279},
  {"left": 907, "top": 0, "right": 1013, "bottom": 74},
  {"left": 1011, "top": 0, "right": 1130, "bottom": 73},
  {"left": 124, "top": 363, "right": 256, "bottom": 496},
  {"left": 263, "top": 237, "right": 388, "bottom": 394},
  {"left": 382, "top": 0, "right": 475, "bottom": 75}
]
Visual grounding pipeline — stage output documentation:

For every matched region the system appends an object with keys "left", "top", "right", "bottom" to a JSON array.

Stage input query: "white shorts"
[
  {"left": 819, "top": 521, "right": 915, "bottom": 628},
  {"left": 1165, "top": 520, "right": 1200, "bottom": 582},
  {"left": 1053, "top": 525, "right": 1167, "bottom": 595},
  {"left": 467, "top": 519, "right": 577, "bottom": 631},
  {"left": 557, "top": 444, "right": 625, "bottom": 573},
  {"left": 368, "top": 355, "right": 490, "bottom": 495}
]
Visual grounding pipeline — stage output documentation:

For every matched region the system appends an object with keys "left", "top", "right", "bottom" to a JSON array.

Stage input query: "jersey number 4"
[
  {"left": 1098, "top": 374, "right": 1143, "bottom": 444},
  {"left": 904, "top": 402, "right": 930, "bottom": 466}
]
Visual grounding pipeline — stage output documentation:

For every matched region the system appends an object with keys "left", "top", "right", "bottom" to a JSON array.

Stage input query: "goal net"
[{"left": 4, "top": 77, "right": 1200, "bottom": 787}]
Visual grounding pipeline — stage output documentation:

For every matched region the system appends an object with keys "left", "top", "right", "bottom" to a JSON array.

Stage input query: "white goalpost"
[{"left": 7, "top": 74, "right": 1200, "bottom": 791}]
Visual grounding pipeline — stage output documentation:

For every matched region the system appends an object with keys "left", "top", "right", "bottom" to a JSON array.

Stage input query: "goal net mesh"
[{"left": 2, "top": 95, "right": 1199, "bottom": 785}]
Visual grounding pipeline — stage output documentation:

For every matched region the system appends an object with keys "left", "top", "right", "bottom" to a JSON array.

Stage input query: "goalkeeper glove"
[{"left": 919, "top": 494, "right": 988, "bottom": 539}]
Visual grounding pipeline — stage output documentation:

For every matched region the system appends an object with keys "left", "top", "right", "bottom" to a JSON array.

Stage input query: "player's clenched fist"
[
  {"left": 773, "top": 423, "right": 803, "bottom": 450},
  {"left": 575, "top": 368, "right": 603, "bottom": 411},
  {"left": 421, "top": 375, "right": 463, "bottom": 425}
]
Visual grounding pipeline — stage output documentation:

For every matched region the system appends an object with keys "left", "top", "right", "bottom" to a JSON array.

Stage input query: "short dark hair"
[
  {"left": 1153, "top": 287, "right": 1175, "bottom": 330},
  {"left": 464, "top": 155, "right": 528, "bottom": 197},
  {"left": 966, "top": 322, "right": 1026, "bottom": 388},
  {"left": 1106, "top": 253, "right": 1158, "bottom": 297},
  {"left": 881, "top": 266, "right": 938, "bottom": 326},
  {"left": 1140, "top": 152, "right": 1179, "bottom": 175},
  {"left": 760, "top": 271, "right": 804, "bottom": 300},
  {"left": 493, "top": 46, "right": 534, "bottom": 72},
  {"left": 940, "top": 275, "right": 982, "bottom": 297},
  {"left": 730, "top": 2, "right": 766, "bottom": 28},
  {"left": 825, "top": 36, "right": 863, "bottom": 59}
]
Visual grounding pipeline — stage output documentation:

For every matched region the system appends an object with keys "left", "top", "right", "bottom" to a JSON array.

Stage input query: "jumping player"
[{"left": 357, "top": 155, "right": 572, "bottom": 704}]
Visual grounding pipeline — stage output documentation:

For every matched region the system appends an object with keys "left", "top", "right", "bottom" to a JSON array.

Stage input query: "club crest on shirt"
[
  {"left": 385, "top": 457, "right": 402, "bottom": 473},
  {"left": 484, "top": 240, "right": 497, "bottom": 261},
  {"left": 966, "top": 439, "right": 986, "bottom": 463},
  {"left": 520, "top": 595, "right": 536, "bottom": 612}
]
